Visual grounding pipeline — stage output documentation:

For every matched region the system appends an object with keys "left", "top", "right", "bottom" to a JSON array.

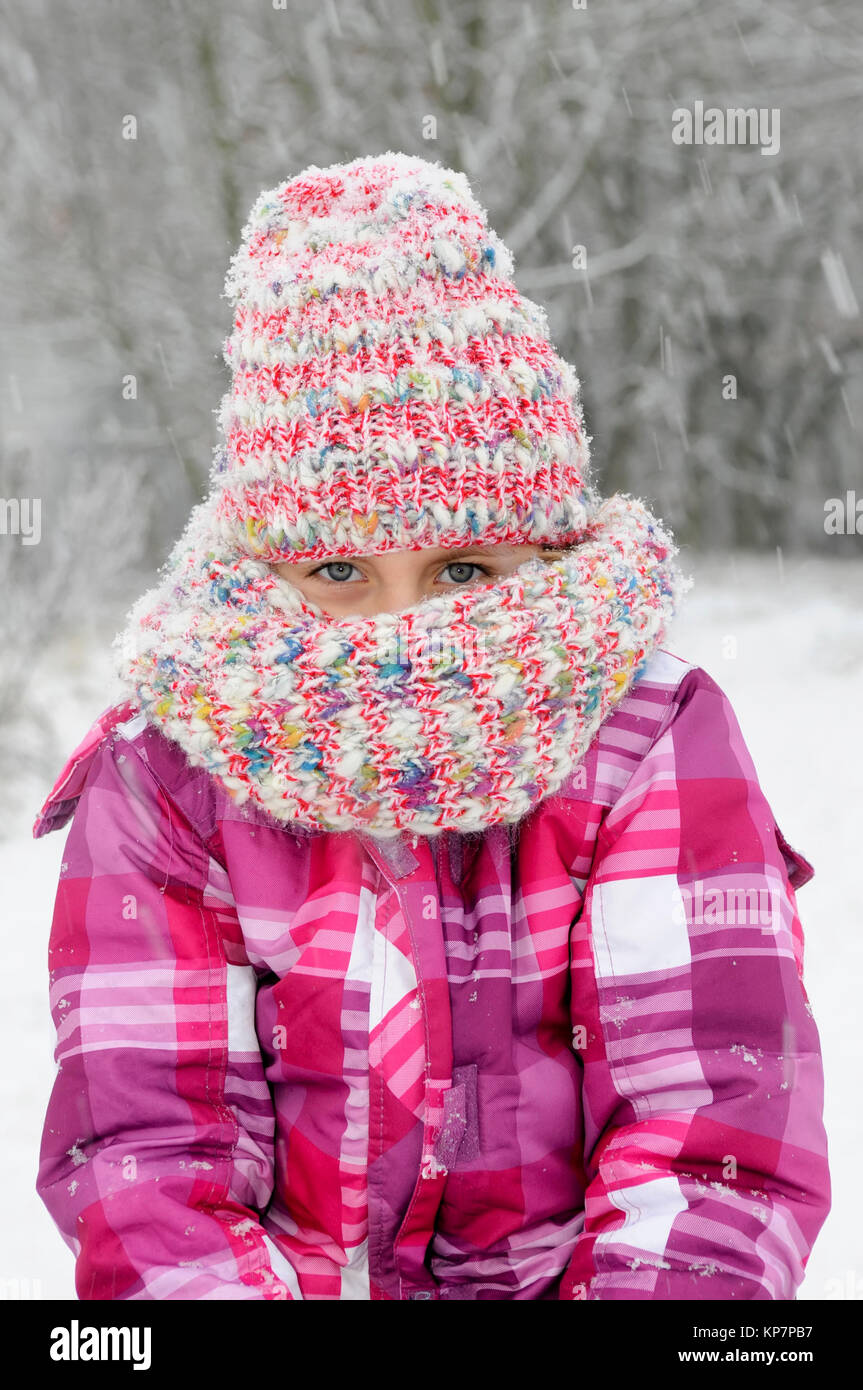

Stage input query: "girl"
[{"left": 33, "top": 152, "right": 830, "bottom": 1300}]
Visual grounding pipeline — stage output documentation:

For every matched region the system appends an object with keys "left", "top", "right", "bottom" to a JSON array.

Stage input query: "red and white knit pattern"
[
  {"left": 113, "top": 490, "right": 690, "bottom": 838},
  {"left": 211, "top": 151, "right": 594, "bottom": 563}
]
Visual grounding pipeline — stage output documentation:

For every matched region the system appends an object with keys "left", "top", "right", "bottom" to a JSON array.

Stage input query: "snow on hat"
[{"left": 209, "top": 149, "right": 596, "bottom": 564}]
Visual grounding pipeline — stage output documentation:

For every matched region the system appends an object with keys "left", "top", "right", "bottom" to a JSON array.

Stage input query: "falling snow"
[{"left": 0, "top": 0, "right": 858, "bottom": 1302}]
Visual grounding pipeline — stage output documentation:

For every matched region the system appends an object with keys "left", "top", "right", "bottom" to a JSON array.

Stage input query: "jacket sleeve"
[
  {"left": 560, "top": 666, "right": 831, "bottom": 1300},
  {"left": 36, "top": 721, "right": 302, "bottom": 1300}
]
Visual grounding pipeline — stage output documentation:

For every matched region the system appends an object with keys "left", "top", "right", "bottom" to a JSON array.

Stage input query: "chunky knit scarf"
[{"left": 112, "top": 488, "right": 689, "bottom": 840}]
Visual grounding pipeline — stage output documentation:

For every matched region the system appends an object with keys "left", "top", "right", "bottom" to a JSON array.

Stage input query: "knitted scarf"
[{"left": 112, "top": 487, "right": 690, "bottom": 840}]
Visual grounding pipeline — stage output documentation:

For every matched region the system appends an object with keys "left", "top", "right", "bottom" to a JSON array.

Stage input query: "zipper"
[{"left": 360, "top": 833, "right": 455, "bottom": 1297}]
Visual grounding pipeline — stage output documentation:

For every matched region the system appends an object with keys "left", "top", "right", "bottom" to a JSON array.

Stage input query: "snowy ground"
[{"left": 2, "top": 548, "right": 860, "bottom": 1301}]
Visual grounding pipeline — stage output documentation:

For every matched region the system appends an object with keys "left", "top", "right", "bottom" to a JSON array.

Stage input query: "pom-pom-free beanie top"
[{"left": 113, "top": 152, "right": 692, "bottom": 838}]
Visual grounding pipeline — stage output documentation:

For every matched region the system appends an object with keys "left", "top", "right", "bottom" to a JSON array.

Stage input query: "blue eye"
[
  {"left": 442, "top": 562, "right": 487, "bottom": 585},
  {"left": 313, "top": 562, "right": 359, "bottom": 583},
  {"left": 307, "top": 559, "right": 491, "bottom": 588}
]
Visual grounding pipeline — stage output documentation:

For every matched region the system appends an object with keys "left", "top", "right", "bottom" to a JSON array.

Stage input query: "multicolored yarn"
[
  {"left": 113, "top": 488, "right": 689, "bottom": 838},
  {"left": 113, "top": 152, "right": 692, "bottom": 838},
  {"left": 210, "top": 150, "right": 593, "bottom": 562}
]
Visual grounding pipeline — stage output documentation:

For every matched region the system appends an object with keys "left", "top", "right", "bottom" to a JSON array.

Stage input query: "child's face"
[{"left": 271, "top": 542, "right": 562, "bottom": 618}]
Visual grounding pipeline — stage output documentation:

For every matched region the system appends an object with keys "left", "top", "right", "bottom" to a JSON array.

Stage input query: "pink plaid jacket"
[{"left": 33, "top": 647, "right": 831, "bottom": 1300}]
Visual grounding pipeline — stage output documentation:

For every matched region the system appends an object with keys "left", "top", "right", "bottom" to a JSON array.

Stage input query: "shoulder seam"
[
  {"left": 107, "top": 723, "right": 217, "bottom": 863},
  {"left": 607, "top": 664, "right": 702, "bottom": 812}
]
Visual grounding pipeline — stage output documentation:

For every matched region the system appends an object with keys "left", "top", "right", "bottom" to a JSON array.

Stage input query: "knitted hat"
[
  {"left": 210, "top": 150, "right": 595, "bottom": 564},
  {"left": 113, "top": 152, "right": 692, "bottom": 839}
]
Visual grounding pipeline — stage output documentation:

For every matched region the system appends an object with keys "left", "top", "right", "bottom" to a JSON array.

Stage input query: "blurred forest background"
[{"left": 0, "top": 0, "right": 861, "bottom": 794}]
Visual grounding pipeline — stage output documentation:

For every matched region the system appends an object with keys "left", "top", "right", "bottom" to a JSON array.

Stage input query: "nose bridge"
[{"left": 382, "top": 578, "right": 428, "bottom": 614}]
